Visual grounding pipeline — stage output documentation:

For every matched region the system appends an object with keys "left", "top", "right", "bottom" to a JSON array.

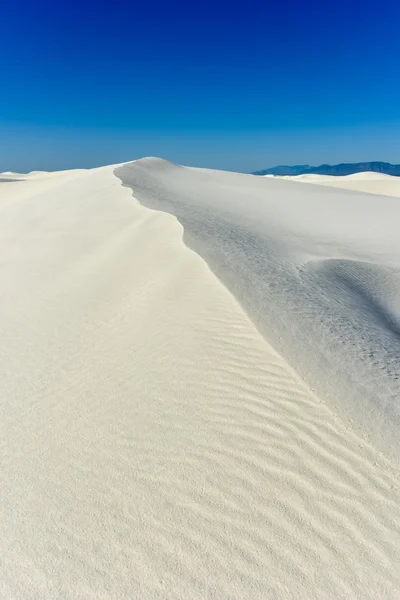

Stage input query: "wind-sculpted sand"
[
  {"left": 117, "top": 160, "right": 400, "bottom": 456},
  {"left": 277, "top": 171, "right": 400, "bottom": 197},
  {"left": 0, "top": 161, "right": 399, "bottom": 599}
]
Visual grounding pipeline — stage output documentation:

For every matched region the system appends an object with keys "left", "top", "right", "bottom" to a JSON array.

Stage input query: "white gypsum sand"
[
  {"left": 0, "top": 161, "right": 399, "bottom": 599},
  {"left": 275, "top": 171, "right": 400, "bottom": 197},
  {"left": 117, "top": 160, "right": 400, "bottom": 457}
]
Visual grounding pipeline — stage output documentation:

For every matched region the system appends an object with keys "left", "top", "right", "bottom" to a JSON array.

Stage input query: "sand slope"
[
  {"left": 117, "top": 160, "right": 400, "bottom": 457},
  {"left": 0, "top": 162, "right": 399, "bottom": 598},
  {"left": 276, "top": 171, "right": 400, "bottom": 197}
]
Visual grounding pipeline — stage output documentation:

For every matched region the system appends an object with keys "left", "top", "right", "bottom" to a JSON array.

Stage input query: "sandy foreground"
[{"left": 0, "top": 161, "right": 399, "bottom": 599}]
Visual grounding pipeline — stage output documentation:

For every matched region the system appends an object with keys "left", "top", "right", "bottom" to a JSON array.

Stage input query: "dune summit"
[{"left": 0, "top": 160, "right": 399, "bottom": 599}]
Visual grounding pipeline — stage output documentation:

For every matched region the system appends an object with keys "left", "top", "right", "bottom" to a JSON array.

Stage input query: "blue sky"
[{"left": 1, "top": 0, "right": 400, "bottom": 172}]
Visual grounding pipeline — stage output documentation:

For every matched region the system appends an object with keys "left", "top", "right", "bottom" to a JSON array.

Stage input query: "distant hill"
[
  {"left": 254, "top": 164, "right": 311, "bottom": 176},
  {"left": 253, "top": 162, "right": 400, "bottom": 177}
]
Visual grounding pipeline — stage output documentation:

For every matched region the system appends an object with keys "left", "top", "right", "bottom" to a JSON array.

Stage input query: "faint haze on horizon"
[
  {"left": 2, "top": 123, "right": 400, "bottom": 174},
  {"left": 1, "top": 0, "right": 399, "bottom": 173}
]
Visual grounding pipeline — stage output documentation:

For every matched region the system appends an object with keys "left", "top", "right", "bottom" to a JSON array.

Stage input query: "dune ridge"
[
  {"left": 116, "top": 159, "right": 400, "bottom": 457},
  {"left": 0, "top": 162, "right": 399, "bottom": 598}
]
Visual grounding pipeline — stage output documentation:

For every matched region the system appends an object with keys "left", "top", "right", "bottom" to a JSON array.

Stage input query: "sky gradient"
[{"left": 1, "top": 0, "right": 400, "bottom": 172}]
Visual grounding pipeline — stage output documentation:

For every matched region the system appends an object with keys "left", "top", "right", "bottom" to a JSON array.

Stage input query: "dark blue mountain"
[{"left": 253, "top": 164, "right": 310, "bottom": 176}]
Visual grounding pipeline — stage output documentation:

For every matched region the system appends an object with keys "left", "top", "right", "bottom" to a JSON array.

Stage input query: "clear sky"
[{"left": 1, "top": 0, "right": 400, "bottom": 172}]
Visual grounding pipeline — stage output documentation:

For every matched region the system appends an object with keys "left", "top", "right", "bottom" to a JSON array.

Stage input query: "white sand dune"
[
  {"left": 0, "top": 170, "right": 25, "bottom": 178},
  {"left": 118, "top": 160, "right": 400, "bottom": 456},
  {"left": 0, "top": 160, "right": 399, "bottom": 599},
  {"left": 277, "top": 171, "right": 400, "bottom": 197}
]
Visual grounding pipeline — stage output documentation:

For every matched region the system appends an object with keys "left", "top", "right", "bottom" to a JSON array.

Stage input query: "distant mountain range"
[{"left": 253, "top": 162, "right": 400, "bottom": 177}]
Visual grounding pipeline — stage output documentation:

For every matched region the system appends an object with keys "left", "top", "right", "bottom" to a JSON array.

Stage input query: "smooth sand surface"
[
  {"left": 277, "top": 171, "right": 400, "bottom": 197},
  {"left": 0, "top": 162, "right": 399, "bottom": 599}
]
